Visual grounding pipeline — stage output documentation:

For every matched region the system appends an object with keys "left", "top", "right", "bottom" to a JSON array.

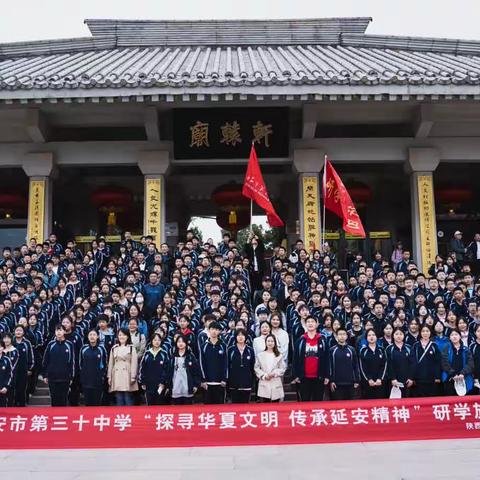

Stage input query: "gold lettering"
[
  {"left": 252, "top": 121, "right": 273, "bottom": 147},
  {"left": 220, "top": 121, "right": 242, "bottom": 147},
  {"left": 189, "top": 121, "right": 209, "bottom": 148}
]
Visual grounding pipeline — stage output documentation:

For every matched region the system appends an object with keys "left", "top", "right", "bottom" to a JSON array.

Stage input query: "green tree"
[
  {"left": 235, "top": 224, "right": 282, "bottom": 252},
  {"left": 187, "top": 223, "right": 204, "bottom": 243}
]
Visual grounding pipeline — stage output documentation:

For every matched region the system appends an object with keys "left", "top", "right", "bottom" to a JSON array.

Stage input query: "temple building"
[{"left": 1, "top": 17, "right": 480, "bottom": 271}]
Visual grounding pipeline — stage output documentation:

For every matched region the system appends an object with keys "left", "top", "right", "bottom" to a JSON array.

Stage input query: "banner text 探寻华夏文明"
[{"left": 1, "top": 396, "right": 480, "bottom": 449}]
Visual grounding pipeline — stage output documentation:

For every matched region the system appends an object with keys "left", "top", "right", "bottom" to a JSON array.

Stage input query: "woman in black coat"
[{"left": 244, "top": 233, "right": 265, "bottom": 293}]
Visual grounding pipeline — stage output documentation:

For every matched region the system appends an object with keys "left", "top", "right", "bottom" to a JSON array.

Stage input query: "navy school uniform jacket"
[
  {"left": 226, "top": 345, "right": 255, "bottom": 390},
  {"left": 0, "top": 355, "right": 13, "bottom": 390},
  {"left": 411, "top": 341, "right": 441, "bottom": 383},
  {"left": 197, "top": 329, "right": 209, "bottom": 355},
  {"left": 0, "top": 320, "right": 9, "bottom": 336},
  {"left": 293, "top": 334, "right": 330, "bottom": 381},
  {"left": 329, "top": 344, "right": 360, "bottom": 385},
  {"left": 98, "top": 331, "right": 115, "bottom": 356},
  {"left": 139, "top": 348, "right": 168, "bottom": 393},
  {"left": 378, "top": 337, "right": 393, "bottom": 349},
  {"left": 469, "top": 342, "right": 480, "bottom": 380},
  {"left": 65, "top": 330, "right": 84, "bottom": 372},
  {"left": 42, "top": 339, "right": 75, "bottom": 383},
  {"left": 4, "top": 348, "right": 19, "bottom": 374},
  {"left": 79, "top": 344, "right": 108, "bottom": 389},
  {"left": 160, "top": 352, "right": 202, "bottom": 395},
  {"left": 199, "top": 339, "right": 228, "bottom": 383},
  {"left": 25, "top": 327, "right": 44, "bottom": 361},
  {"left": 175, "top": 329, "right": 197, "bottom": 356},
  {"left": 405, "top": 332, "right": 419, "bottom": 347},
  {"left": 12, "top": 338, "right": 34, "bottom": 374},
  {"left": 385, "top": 343, "right": 415, "bottom": 384},
  {"left": 359, "top": 345, "right": 387, "bottom": 383}
]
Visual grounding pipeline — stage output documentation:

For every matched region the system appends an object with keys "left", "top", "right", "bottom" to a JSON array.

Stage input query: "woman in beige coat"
[
  {"left": 254, "top": 334, "right": 286, "bottom": 402},
  {"left": 107, "top": 328, "right": 138, "bottom": 405}
]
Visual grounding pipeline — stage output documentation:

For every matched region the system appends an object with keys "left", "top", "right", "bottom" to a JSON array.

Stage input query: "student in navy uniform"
[
  {"left": 412, "top": 325, "right": 442, "bottom": 397},
  {"left": 405, "top": 318, "right": 420, "bottom": 347},
  {"left": 378, "top": 323, "right": 394, "bottom": 349},
  {"left": 227, "top": 328, "right": 255, "bottom": 403},
  {"left": 470, "top": 324, "right": 480, "bottom": 394},
  {"left": 175, "top": 315, "right": 197, "bottom": 357},
  {"left": 95, "top": 314, "right": 115, "bottom": 405},
  {"left": 292, "top": 316, "right": 330, "bottom": 402},
  {"left": 199, "top": 321, "right": 227, "bottom": 404},
  {"left": 385, "top": 328, "right": 414, "bottom": 398},
  {"left": 61, "top": 316, "right": 83, "bottom": 406},
  {"left": 12, "top": 325, "right": 34, "bottom": 406},
  {"left": 160, "top": 334, "right": 201, "bottom": 405},
  {"left": 26, "top": 314, "right": 44, "bottom": 397},
  {"left": 359, "top": 329, "right": 387, "bottom": 399},
  {"left": 441, "top": 328, "right": 474, "bottom": 396},
  {"left": 2, "top": 333, "right": 19, "bottom": 406},
  {"left": 139, "top": 333, "right": 168, "bottom": 405},
  {"left": 197, "top": 314, "right": 216, "bottom": 355},
  {"left": 329, "top": 327, "right": 360, "bottom": 400},
  {"left": 79, "top": 329, "right": 108, "bottom": 406},
  {"left": 42, "top": 325, "right": 75, "bottom": 407},
  {"left": 433, "top": 321, "right": 449, "bottom": 355},
  {"left": 0, "top": 339, "right": 13, "bottom": 407},
  {"left": 96, "top": 314, "right": 115, "bottom": 356}
]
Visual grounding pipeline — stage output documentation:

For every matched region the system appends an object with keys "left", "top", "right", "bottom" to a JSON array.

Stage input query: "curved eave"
[{"left": 1, "top": 83, "right": 479, "bottom": 104}]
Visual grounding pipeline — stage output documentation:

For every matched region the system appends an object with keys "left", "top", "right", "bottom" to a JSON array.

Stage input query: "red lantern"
[
  {"left": 212, "top": 182, "right": 250, "bottom": 236},
  {"left": 345, "top": 181, "right": 372, "bottom": 207},
  {"left": 435, "top": 186, "right": 473, "bottom": 205},
  {"left": 211, "top": 182, "right": 250, "bottom": 208},
  {"left": 91, "top": 186, "right": 132, "bottom": 210},
  {"left": 216, "top": 209, "right": 250, "bottom": 231},
  {"left": 0, "top": 191, "right": 27, "bottom": 218}
]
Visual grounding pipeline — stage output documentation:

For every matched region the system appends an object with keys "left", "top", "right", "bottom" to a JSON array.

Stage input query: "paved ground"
[{"left": 2, "top": 438, "right": 479, "bottom": 479}]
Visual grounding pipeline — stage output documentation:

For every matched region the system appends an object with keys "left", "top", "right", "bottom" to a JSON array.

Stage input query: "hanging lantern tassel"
[
  {"left": 107, "top": 211, "right": 117, "bottom": 226},
  {"left": 228, "top": 210, "right": 238, "bottom": 239}
]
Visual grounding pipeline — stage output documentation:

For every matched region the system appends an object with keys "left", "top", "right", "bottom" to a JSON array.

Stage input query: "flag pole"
[
  {"left": 250, "top": 140, "right": 254, "bottom": 233},
  {"left": 322, "top": 154, "right": 327, "bottom": 255},
  {"left": 250, "top": 198, "right": 254, "bottom": 232}
]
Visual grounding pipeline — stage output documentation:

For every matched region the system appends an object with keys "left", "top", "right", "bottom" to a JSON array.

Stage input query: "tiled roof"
[
  {"left": 0, "top": 18, "right": 480, "bottom": 98},
  {"left": 84, "top": 18, "right": 373, "bottom": 46}
]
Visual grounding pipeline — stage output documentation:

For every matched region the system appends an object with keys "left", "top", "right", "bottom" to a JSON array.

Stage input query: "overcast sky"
[{"left": 1, "top": 0, "right": 480, "bottom": 43}]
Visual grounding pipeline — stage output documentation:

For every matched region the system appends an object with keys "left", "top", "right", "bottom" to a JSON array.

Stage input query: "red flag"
[
  {"left": 323, "top": 158, "right": 366, "bottom": 238},
  {"left": 242, "top": 145, "right": 284, "bottom": 227}
]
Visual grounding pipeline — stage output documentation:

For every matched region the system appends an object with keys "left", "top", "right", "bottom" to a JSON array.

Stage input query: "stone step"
[
  {"left": 26, "top": 379, "right": 301, "bottom": 406},
  {"left": 34, "top": 387, "right": 49, "bottom": 394},
  {"left": 27, "top": 395, "right": 51, "bottom": 406}
]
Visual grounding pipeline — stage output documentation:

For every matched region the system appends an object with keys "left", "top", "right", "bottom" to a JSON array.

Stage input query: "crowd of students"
[{"left": 0, "top": 229, "right": 480, "bottom": 408}]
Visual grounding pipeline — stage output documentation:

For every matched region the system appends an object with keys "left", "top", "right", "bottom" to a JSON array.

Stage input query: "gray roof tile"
[{"left": 1, "top": 18, "right": 480, "bottom": 96}]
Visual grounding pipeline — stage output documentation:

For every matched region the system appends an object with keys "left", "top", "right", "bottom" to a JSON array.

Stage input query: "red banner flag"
[
  {"left": 1, "top": 396, "right": 480, "bottom": 450},
  {"left": 242, "top": 144, "right": 284, "bottom": 227},
  {"left": 323, "top": 158, "right": 366, "bottom": 238}
]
